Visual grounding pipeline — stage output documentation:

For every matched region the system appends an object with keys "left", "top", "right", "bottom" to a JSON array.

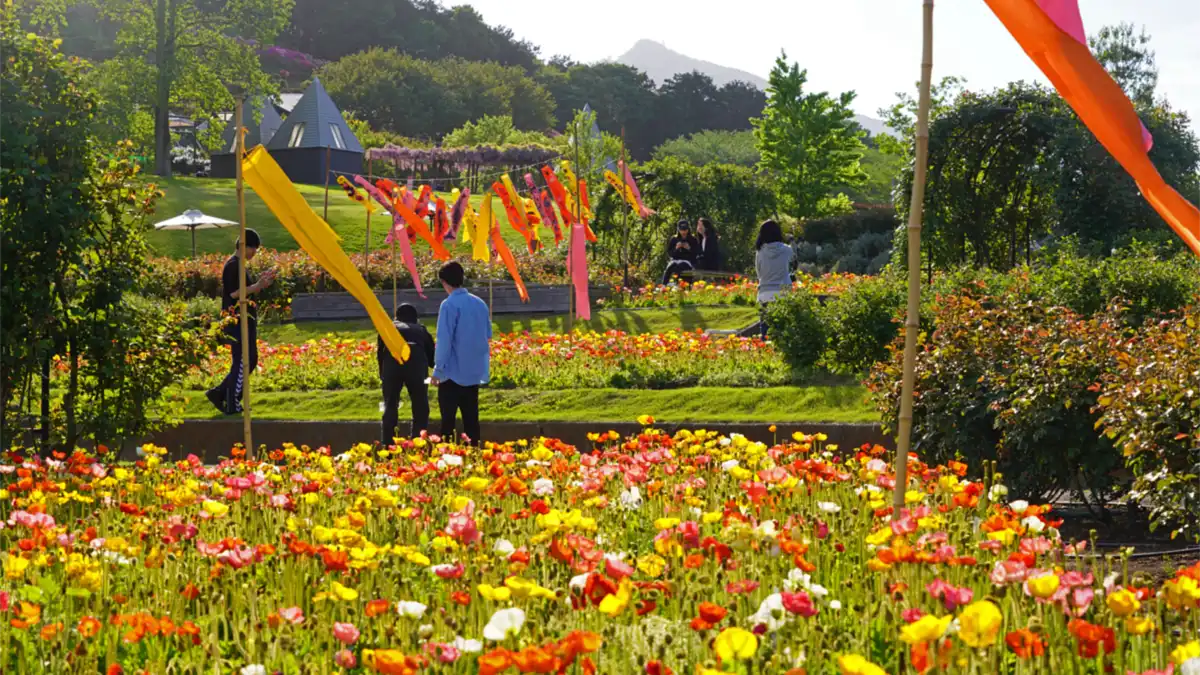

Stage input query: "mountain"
[
  {"left": 854, "top": 115, "right": 890, "bottom": 137},
  {"left": 617, "top": 39, "right": 768, "bottom": 89},
  {"left": 616, "top": 39, "right": 892, "bottom": 137}
]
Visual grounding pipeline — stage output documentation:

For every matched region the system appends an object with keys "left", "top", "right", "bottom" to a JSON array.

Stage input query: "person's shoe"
[{"left": 205, "top": 389, "right": 225, "bottom": 414}]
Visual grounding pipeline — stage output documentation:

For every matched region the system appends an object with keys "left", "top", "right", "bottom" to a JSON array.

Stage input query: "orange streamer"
[{"left": 985, "top": 0, "right": 1199, "bottom": 254}]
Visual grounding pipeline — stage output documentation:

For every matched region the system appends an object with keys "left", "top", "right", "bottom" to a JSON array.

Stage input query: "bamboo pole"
[
  {"left": 365, "top": 165, "right": 373, "bottom": 279},
  {"left": 323, "top": 147, "right": 331, "bottom": 220},
  {"left": 620, "top": 126, "right": 630, "bottom": 290},
  {"left": 234, "top": 94, "right": 253, "bottom": 457},
  {"left": 568, "top": 116, "right": 581, "bottom": 331},
  {"left": 893, "top": 0, "right": 934, "bottom": 517}
]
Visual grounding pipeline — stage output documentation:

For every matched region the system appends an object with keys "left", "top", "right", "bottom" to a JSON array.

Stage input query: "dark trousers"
[
  {"left": 662, "top": 260, "right": 693, "bottom": 285},
  {"left": 210, "top": 321, "right": 257, "bottom": 413},
  {"left": 438, "top": 380, "right": 480, "bottom": 445},
  {"left": 381, "top": 373, "right": 429, "bottom": 444}
]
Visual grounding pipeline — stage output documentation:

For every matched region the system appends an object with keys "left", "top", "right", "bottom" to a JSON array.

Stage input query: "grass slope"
[
  {"left": 179, "top": 386, "right": 876, "bottom": 424},
  {"left": 148, "top": 176, "right": 526, "bottom": 259},
  {"left": 258, "top": 307, "right": 760, "bottom": 342}
]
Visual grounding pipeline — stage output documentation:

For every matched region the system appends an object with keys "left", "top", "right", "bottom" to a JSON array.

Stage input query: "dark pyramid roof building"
[
  {"left": 217, "top": 98, "right": 284, "bottom": 153},
  {"left": 208, "top": 77, "right": 364, "bottom": 184},
  {"left": 267, "top": 76, "right": 362, "bottom": 153}
]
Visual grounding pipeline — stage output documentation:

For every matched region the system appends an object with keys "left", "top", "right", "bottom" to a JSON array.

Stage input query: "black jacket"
[
  {"left": 698, "top": 235, "right": 721, "bottom": 271},
  {"left": 667, "top": 234, "right": 700, "bottom": 263},
  {"left": 378, "top": 321, "right": 435, "bottom": 383}
]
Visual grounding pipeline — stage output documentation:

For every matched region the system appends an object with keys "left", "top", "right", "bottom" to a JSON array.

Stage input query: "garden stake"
[
  {"left": 234, "top": 93, "right": 253, "bottom": 456},
  {"left": 894, "top": 0, "right": 934, "bottom": 517},
  {"left": 364, "top": 165, "right": 373, "bottom": 279}
]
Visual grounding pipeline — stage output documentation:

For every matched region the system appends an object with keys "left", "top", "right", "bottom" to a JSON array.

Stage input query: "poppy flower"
[
  {"left": 713, "top": 627, "right": 757, "bottom": 663},
  {"left": 958, "top": 600, "right": 1002, "bottom": 648},
  {"left": 1068, "top": 619, "right": 1116, "bottom": 658}
]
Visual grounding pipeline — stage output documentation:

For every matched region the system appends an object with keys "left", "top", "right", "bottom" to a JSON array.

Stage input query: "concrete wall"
[{"left": 123, "top": 420, "right": 890, "bottom": 462}]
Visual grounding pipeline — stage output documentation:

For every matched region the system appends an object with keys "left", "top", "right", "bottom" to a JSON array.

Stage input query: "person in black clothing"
[
  {"left": 663, "top": 220, "right": 700, "bottom": 284},
  {"left": 206, "top": 229, "right": 276, "bottom": 415},
  {"left": 378, "top": 303, "right": 435, "bottom": 444},
  {"left": 696, "top": 217, "right": 721, "bottom": 271}
]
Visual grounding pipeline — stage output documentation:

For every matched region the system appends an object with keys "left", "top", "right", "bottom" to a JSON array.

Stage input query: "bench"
[{"left": 291, "top": 284, "right": 612, "bottom": 321}]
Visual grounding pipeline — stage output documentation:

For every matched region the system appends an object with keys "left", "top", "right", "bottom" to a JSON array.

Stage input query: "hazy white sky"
[{"left": 465, "top": 0, "right": 1200, "bottom": 127}]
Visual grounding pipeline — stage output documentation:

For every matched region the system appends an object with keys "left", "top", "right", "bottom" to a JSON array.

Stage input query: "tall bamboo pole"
[
  {"left": 234, "top": 94, "right": 253, "bottom": 456},
  {"left": 620, "top": 126, "right": 630, "bottom": 290},
  {"left": 323, "top": 147, "right": 332, "bottom": 221},
  {"left": 365, "top": 165, "right": 373, "bottom": 279},
  {"left": 893, "top": 0, "right": 934, "bottom": 516}
]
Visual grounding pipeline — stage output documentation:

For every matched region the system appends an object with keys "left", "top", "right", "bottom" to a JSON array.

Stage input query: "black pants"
[
  {"left": 759, "top": 302, "right": 770, "bottom": 339},
  {"left": 381, "top": 373, "right": 429, "bottom": 444},
  {"left": 210, "top": 321, "right": 257, "bottom": 414},
  {"left": 662, "top": 260, "right": 693, "bottom": 285},
  {"left": 438, "top": 380, "right": 480, "bottom": 445}
]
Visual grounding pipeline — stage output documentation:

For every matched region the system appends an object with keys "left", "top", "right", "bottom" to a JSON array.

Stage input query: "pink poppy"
[
  {"left": 333, "top": 622, "right": 360, "bottom": 645},
  {"left": 781, "top": 591, "right": 819, "bottom": 618},
  {"left": 279, "top": 607, "right": 304, "bottom": 625},
  {"left": 334, "top": 650, "right": 356, "bottom": 669}
]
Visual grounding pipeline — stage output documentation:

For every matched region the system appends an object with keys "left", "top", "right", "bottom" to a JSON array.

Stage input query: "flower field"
[
  {"left": 177, "top": 331, "right": 791, "bottom": 392},
  {"left": 2, "top": 430, "right": 1198, "bottom": 674},
  {"left": 600, "top": 274, "right": 866, "bottom": 309}
]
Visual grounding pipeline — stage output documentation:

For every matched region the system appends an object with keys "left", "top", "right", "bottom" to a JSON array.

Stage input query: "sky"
[{"left": 464, "top": 0, "right": 1200, "bottom": 128}]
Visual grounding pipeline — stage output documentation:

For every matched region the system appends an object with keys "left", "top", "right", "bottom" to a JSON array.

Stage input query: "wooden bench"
[
  {"left": 677, "top": 270, "right": 745, "bottom": 283},
  {"left": 292, "top": 284, "right": 612, "bottom": 321}
]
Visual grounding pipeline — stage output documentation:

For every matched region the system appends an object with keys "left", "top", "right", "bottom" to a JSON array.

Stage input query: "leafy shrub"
[
  {"left": 764, "top": 288, "right": 826, "bottom": 372},
  {"left": 1034, "top": 241, "right": 1200, "bottom": 326},
  {"left": 822, "top": 275, "right": 904, "bottom": 374},
  {"left": 1098, "top": 308, "right": 1200, "bottom": 541},
  {"left": 591, "top": 157, "right": 777, "bottom": 279},
  {"left": 799, "top": 209, "right": 898, "bottom": 246},
  {"left": 867, "top": 290, "right": 1124, "bottom": 509}
]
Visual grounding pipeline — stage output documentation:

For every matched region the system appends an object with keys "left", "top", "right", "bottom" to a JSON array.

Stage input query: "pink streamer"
[
  {"left": 569, "top": 220, "right": 591, "bottom": 321},
  {"left": 1035, "top": 0, "right": 1085, "bottom": 45},
  {"left": 619, "top": 160, "right": 655, "bottom": 218},
  {"left": 446, "top": 188, "right": 469, "bottom": 241},
  {"left": 355, "top": 175, "right": 425, "bottom": 298},
  {"left": 524, "top": 173, "right": 563, "bottom": 242},
  {"left": 1034, "top": 0, "right": 1152, "bottom": 152}
]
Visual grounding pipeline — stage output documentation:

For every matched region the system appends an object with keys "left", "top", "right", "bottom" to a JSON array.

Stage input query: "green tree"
[
  {"left": 83, "top": 0, "right": 293, "bottom": 175},
  {"left": 844, "top": 146, "right": 904, "bottom": 204},
  {"left": 1089, "top": 22, "right": 1157, "bottom": 107},
  {"left": 591, "top": 157, "right": 777, "bottom": 278},
  {"left": 877, "top": 75, "right": 966, "bottom": 158},
  {"left": 752, "top": 52, "right": 866, "bottom": 220},
  {"left": 321, "top": 49, "right": 554, "bottom": 139},
  {"left": 442, "top": 114, "right": 553, "bottom": 148},
  {"left": 556, "top": 108, "right": 623, "bottom": 196},
  {"left": 652, "top": 130, "right": 760, "bottom": 167},
  {"left": 537, "top": 62, "right": 659, "bottom": 157}
]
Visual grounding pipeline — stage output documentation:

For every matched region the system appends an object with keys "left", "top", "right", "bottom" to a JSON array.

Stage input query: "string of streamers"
[
  {"left": 481, "top": 193, "right": 528, "bottom": 301},
  {"left": 353, "top": 176, "right": 426, "bottom": 298}
]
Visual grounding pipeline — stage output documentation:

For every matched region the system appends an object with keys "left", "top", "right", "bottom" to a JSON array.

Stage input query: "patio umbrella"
[{"left": 153, "top": 209, "right": 237, "bottom": 257}]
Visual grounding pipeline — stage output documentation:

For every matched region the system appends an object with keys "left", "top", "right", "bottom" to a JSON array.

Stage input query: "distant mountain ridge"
[
  {"left": 617, "top": 39, "right": 768, "bottom": 89},
  {"left": 616, "top": 39, "right": 892, "bottom": 137}
]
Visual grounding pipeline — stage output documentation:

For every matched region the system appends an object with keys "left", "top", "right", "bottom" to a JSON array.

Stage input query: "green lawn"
[
  {"left": 257, "top": 306, "right": 760, "bottom": 342},
  {"left": 149, "top": 176, "right": 528, "bottom": 259},
  {"left": 180, "top": 386, "right": 875, "bottom": 424}
]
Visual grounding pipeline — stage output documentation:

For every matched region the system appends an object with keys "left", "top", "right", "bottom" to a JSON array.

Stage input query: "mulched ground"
[{"left": 1055, "top": 503, "right": 1200, "bottom": 585}]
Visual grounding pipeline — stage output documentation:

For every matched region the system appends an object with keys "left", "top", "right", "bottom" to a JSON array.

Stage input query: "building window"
[
  {"left": 288, "top": 123, "right": 306, "bottom": 147},
  {"left": 330, "top": 123, "right": 345, "bottom": 150}
]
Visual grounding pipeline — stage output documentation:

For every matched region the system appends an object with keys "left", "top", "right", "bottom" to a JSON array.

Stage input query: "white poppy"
[
  {"left": 1021, "top": 516, "right": 1046, "bottom": 533},
  {"left": 816, "top": 501, "right": 841, "bottom": 514},
  {"left": 532, "top": 478, "right": 555, "bottom": 496},
  {"left": 483, "top": 608, "right": 526, "bottom": 641},
  {"left": 437, "top": 454, "right": 464, "bottom": 469},
  {"left": 720, "top": 459, "right": 740, "bottom": 471},
  {"left": 619, "top": 486, "right": 642, "bottom": 510},
  {"left": 493, "top": 539, "right": 516, "bottom": 556},
  {"left": 453, "top": 636, "right": 483, "bottom": 653},
  {"left": 569, "top": 573, "right": 590, "bottom": 591},
  {"left": 988, "top": 484, "right": 1009, "bottom": 501},
  {"left": 240, "top": 666, "right": 266, "bottom": 675},
  {"left": 396, "top": 601, "right": 427, "bottom": 619},
  {"left": 1008, "top": 499, "right": 1030, "bottom": 514}
]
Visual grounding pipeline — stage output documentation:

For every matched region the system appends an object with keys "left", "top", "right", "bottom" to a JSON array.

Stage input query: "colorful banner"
[
  {"left": 985, "top": 0, "right": 1199, "bottom": 254},
  {"left": 336, "top": 175, "right": 376, "bottom": 215},
  {"left": 243, "top": 148, "right": 409, "bottom": 363},
  {"left": 569, "top": 219, "right": 591, "bottom": 321},
  {"left": 619, "top": 160, "right": 655, "bottom": 219},
  {"left": 354, "top": 176, "right": 425, "bottom": 298},
  {"left": 482, "top": 193, "right": 528, "bottom": 302},
  {"left": 447, "top": 188, "right": 469, "bottom": 241},
  {"left": 525, "top": 173, "right": 563, "bottom": 243}
]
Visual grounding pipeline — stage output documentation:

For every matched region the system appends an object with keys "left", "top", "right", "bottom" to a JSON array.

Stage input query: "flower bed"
[
  {"left": 2, "top": 430, "right": 1198, "bottom": 674},
  {"left": 177, "top": 330, "right": 789, "bottom": 392},
  {"left": 600, "top": 273, "right": 867, "bottom": 309}
]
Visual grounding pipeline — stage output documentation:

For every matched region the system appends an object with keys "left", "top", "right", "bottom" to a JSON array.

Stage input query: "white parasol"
[{"left": 153, "top": 209, "right": 238, "bottom": 257}]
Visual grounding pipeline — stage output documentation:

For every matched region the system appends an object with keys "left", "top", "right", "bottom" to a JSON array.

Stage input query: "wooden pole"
[
  {"left": 365, "top": 164, "right": 373, "bottom": 279},
  {"left": 620, "top": 126, "right": 630, "bottom": 290},
  {"left": 234, "top": 94, "right": 253, "bottom": 457},
  {"left": 893, "top": 0, "right": 934, "bottom": 517},
  {"left": 323, "top": 147, "right": 331, "bottom": 221}
]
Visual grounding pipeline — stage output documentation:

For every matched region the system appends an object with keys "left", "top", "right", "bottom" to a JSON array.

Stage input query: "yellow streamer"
[
  {"left": 473, "top": 193, "right": 494, "bottom": 262},
  {"left": 242, "top": 146, "right": 409, "bottom": 363}
]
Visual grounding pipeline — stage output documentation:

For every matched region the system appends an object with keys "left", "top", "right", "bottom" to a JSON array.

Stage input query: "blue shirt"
[{"left": 432, "top": 288, "right": 492, "bottom": 386}]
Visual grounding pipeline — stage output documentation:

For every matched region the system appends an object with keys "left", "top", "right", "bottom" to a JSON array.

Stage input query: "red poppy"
[
  {"left": 1067, "top": 619, "right": 1115, "bottom": 659},
  {"left": 1005, "top": 629, "right": 1046, "bottom": 659}
]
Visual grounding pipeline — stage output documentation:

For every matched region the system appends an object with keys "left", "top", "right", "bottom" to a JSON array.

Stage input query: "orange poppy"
[
  {"left": 365, "top": 599, "right": 391, "bottom": 618},
  {"left": 1005, "top": 629, "right": 1046, "bottom": 659},
  {"left": 77, "top": 616, "right": 102, "bottom": 638}
]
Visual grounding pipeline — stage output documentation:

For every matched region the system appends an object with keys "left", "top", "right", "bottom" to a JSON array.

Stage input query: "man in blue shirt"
[{"left": 431, "top": 261, "right": 492, "bottom": 444}]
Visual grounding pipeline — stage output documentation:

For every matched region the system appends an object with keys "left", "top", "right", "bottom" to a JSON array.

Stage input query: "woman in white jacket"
[{"left": 754, "top": 219, "right": 794, "bottom": 339}]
